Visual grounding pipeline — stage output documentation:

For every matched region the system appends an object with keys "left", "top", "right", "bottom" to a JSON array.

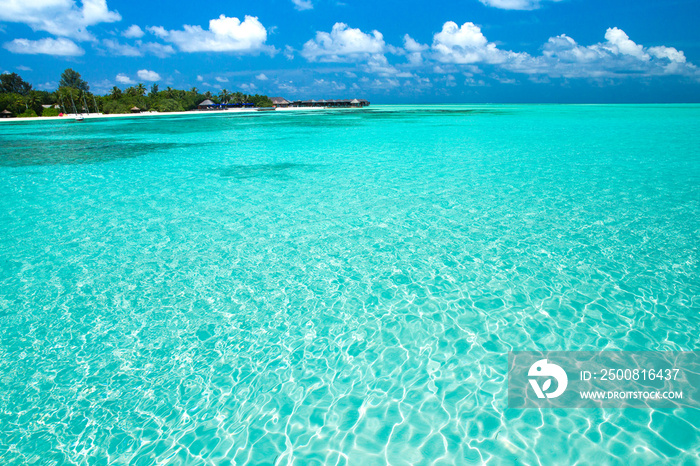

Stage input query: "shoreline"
[{"left": 0, "top": 106, "right": 345, "bottom": 123}]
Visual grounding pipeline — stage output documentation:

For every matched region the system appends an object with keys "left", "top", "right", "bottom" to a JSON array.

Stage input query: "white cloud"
[
  {"left": 147, "top": 26, "right": 167, "bottom": 38},
  {"left": 302, "top": 23, "right": 386, "bottom": 62},
  {"left": 510, "top": 27, "right": 698, "bottom": 78},
  {"left": 215, "top": 76, "right": 228, "bottom": 82},
  {"left": 368, "top": 78, "right": 400, "bottom": 88},
  {"left": 0, "top": 0, "right": 121, "bottom": 41},
  {"left": 16, "top": 65, "right": 31, "bottom": 71},
  {"left": 478, "top": 0, "right": 564, "bottom": 10},
  {"left": 428, "top": 22, "right": 698, "bottom": 79},
  {"left": 122, "top": 24, "right": 144, "bottom": 38},
  {"left": 137, "top": 69, "right": 160, "bottom": 81},
  {"left": 148, "top": 15, "right": 272, "bottom": 54},
  {"left": 648, "top": 46, "right": 686, "bottom": 63},
  {"left": 363, "top": 54, "right": 402, "bottom": 76},
  {"left": 284, "top": 45, "right": 295, "bottom": 60},
  {"left": 240, "top": 82, "right": 257, "bottom": 91},
  {"left": 102, "top": 39, "right": 140, "bottom": 56},
  {"left": 256, "top": 73, "right": 268, "bottom": 80},
  {"left": 313, "top": 78, "right": 346, "bottom": 91},
  {"left": 116, "top": 73, "right": 134, "bottom": 84},
  {"left": 102, "top": 39, "right": 174, "bottom": 57},
  {"left": 4, "top": 37, "right": 84, "bottom": 56},
  {"left": 291, "top": 0, "right": 313, "bottom": 11},
  {"left": 404, "top": 34, "right": 428, "bottom": 65},
  {"left": 432, "top": 21, "right": 515, "bottom": 65},
  {"left": 604, "top": 28, "right": 648, "bottom": 61},
  {"left": 300, "top": 23, "right": 416, "bottom": 78},
  {"left": 138, "top": 41, "right": 174, "bottom": 58}
]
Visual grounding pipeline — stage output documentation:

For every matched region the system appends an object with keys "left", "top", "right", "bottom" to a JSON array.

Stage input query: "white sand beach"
[{"left": 0, "top": 105, "right": 341, "bottom": 123}]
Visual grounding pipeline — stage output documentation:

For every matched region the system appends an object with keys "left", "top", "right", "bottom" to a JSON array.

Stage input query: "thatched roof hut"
[
  {"left": 271, "top": 97, "right": 291, "bottom": 107},
  {"left": 198, "top": 99, "right": 215, "bottom": 110},
  {"left": 130, "top": 106, "right": 141, "bottom": 113},
  {"left": 1, "top": 109, "right": 12, "bottom": 118}
]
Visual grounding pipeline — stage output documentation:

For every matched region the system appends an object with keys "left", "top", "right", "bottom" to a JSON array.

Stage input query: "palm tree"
[
  {"left": 25, "top": 92, "right": 39, "bottom": 111},
  {"left": 218, "top": 89, "right": 230, "bottom": 104},
  {"left": 190, "top": 87, "right": 198, "bottom": 95},
  {"left": 150, "top": 83, "right": 159, "bottom": 96},
  {"left": 165, "top": 86, "right": 174, "bottom": 98},
  {"left": 136, "top": 83, "right": 146, "bottom": 96},
  {"left": 110, "top": 86, "right": 122, "bottom": 99}
]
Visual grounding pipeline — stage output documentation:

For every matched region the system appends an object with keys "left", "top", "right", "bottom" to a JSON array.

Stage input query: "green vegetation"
[
  {"left": 59, "top": 68, "right": 90, "bottom": 92},
  {"left": 0, "top": 69, "right": 274, "bottom": 118},
  {"left": 1, "top": 72, "right": 33, "bottom": 95},
  {"left": 42, "top": 107, "right": 60, "bottom": 117},
  {"left": 99, "top": 86, "right": 273, "bottom": 114},
  {"left": 18, "top": 109, "right": 38, "bottom": 118}
]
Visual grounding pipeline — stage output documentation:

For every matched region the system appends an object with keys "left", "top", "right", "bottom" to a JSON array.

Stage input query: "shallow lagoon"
[{"left": 0, "top": 105, "right": 699, "bottom": 464}]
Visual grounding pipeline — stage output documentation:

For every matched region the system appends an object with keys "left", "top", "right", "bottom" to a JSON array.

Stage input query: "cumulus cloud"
[
  {"left": 215, "top": 76, "right": 228, "bottom": 82},
  {"left": 404, "top": 34, "right": 429, "bottom": 65},
  {"left": 137, "top": 69, "right": 161, "bottom": 81},
  {"left": 4, "top": 37, "right": 84, "bottom": 56},
  {"left": 363, "top": 54, "right": 402, "bottom": 76},
  {"left": 256, "top": 73, "right": 268, "bottom": 80},
  {"left": 102, "top": 39, "right": 174, "bottom": 57},
  {"left": 300, "top": 23, "right": 417, "bottom": 78},
  {"left": 432, "top": 21, "right": 516, "bottom": 64},
  {"left": 429, "top": 22, "right": 698, "bottom": 79},
  {"left": 291, "top": 0, "right": 313, "bottom": 11},
  {"left": 508, "top": 27, "right": 697, "bottom": 78},
  {"left": 648, "top": 46, "right": 686, "bottom": 63},
  {"left": 604, "top": 27, "right": 648, "bottom": 60},
  {"left": 122, "top": 24, "right": 144, "bottom": 38},
  {"left": 116, "top": 73, "right": 134, "bottom": 84},
  {"left": 0, "top": 0, "right": 121, "bottom": 41},
  {"left": 302, "top": 23, "right": 386, "bottom": 61},
  {"left": 478, "top": 0, "right": 564, "bottom": 10},
  {"left": 148, "top": 15, "right": 272, "bottom": 54}
]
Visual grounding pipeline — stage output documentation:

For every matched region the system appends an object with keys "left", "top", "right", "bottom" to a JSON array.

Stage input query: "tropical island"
[{"left": 0, "top": 68, "right": 275, "bottom": 118}]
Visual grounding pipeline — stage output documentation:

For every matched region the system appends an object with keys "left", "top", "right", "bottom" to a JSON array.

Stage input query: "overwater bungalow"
[
  {"left": 271, "top": 97, "right": 291, "bottom": 108},
  {"left": 281, "top": 98, "right": 370, "bottom": 108},
  {"left": 198, "top": 99, "right": 255, "bottom": 110}
]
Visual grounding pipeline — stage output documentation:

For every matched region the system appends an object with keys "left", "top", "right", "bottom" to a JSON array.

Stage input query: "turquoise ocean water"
[{"left": 0, "top": 105, "right": 699, "bottom": 464}]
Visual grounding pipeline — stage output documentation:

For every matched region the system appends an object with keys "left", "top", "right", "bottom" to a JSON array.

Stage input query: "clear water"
[{"left": 0, "top": 105, "right": 698, "bottom": 464}]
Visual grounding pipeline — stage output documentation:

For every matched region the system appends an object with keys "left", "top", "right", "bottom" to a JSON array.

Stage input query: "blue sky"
[{"left": 1, "top": 0, "right": 699, "bottom": 103}]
